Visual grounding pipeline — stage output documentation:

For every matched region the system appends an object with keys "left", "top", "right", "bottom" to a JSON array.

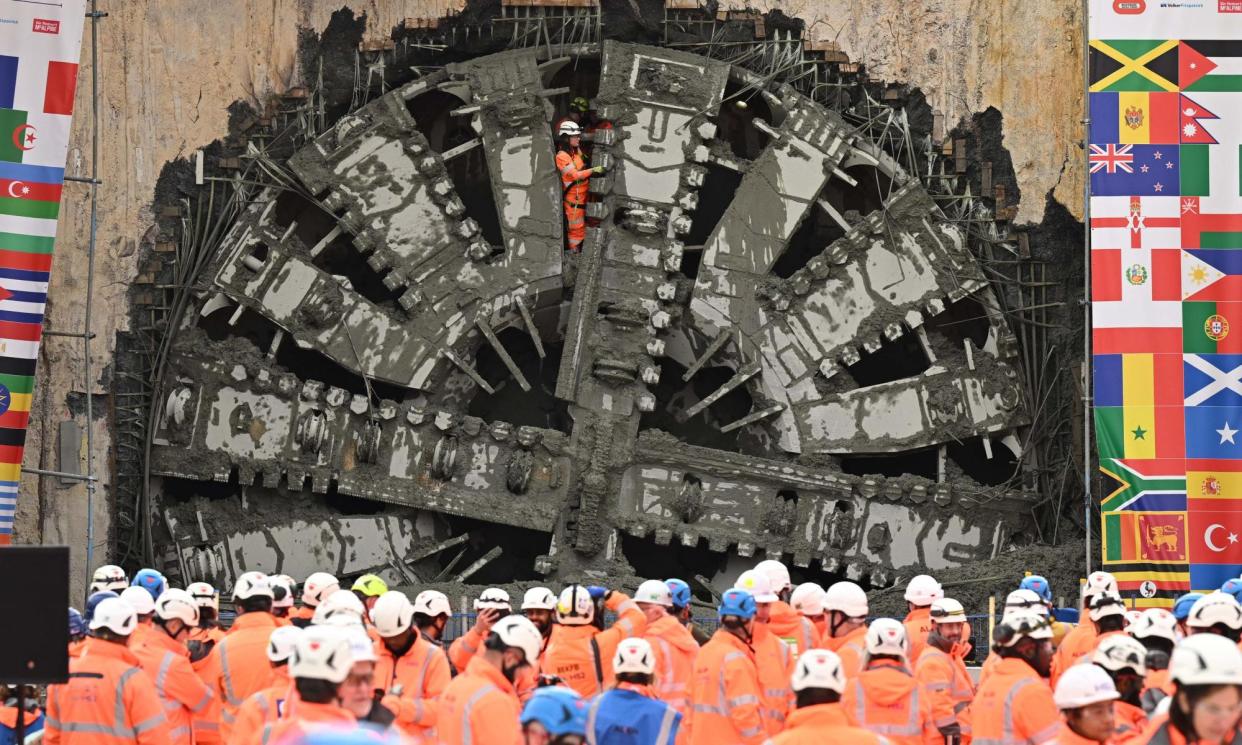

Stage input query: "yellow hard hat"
[{"left": 351, "top": 573, "right": 389, "bottom": 598}]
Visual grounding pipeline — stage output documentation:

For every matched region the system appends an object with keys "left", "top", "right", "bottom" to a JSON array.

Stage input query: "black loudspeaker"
[{"left": 0, "top": 546, "right": 69, "bottom": 684}]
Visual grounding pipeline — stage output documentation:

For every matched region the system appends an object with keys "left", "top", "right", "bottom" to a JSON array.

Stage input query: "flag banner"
[
  {"left": 0, "top": 2, "right": 88, "bottom": 544},
  {"left": 1090, "top": 0, "right": 1242, "bottom": 602}
]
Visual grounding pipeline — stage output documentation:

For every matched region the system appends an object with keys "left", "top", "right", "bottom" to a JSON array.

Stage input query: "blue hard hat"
[
  {"left": 132, "top": 568, "right": 167, "bottom": 601},
  {"left": 719, "top": 588, "right": 756, "bottom": 621},
  {"left": 1019, "top": 575, "right": 1053, "bottom": 604},
  {"left": 520, "top": 686, "right": 587, "bottom": 737},
  {"left": 68, "top": 608, "right": 86, "bottom": 637},
  {"left": 1173, "top": 592, "right": 1205, "bottom": 621},
  {"left": 84, "top": 590, "right": 119, "bottom": 622},
  {"left": 666, "top": 578, "right": 692, "bottom": 608},
  {"left": 1222, "top": 579, "right": 1242, "bottom": 603}
]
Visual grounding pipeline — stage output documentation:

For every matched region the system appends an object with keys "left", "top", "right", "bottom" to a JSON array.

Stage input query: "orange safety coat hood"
[
  {"left": 766, "top": 602, "right": 803, "bottom": 638},
  {"left": 647, "top": 614, "right": 699, "bottom": 656},
  {"left": 857, "top": 661, "right": 918, "bottom": 706}
]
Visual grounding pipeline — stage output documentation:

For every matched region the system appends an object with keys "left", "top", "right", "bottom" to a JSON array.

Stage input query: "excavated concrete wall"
[{"left": 22, "top": 0, "right": 1083, "bottom": 600}]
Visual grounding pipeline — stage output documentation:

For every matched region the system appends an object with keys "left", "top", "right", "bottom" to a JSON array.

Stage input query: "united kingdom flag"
[{"left": 1090, "top": 144, "right": 1135, "bottom": 174}]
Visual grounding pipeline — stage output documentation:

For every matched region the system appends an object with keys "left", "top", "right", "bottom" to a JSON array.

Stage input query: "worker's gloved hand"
[
  {"left": 586, "top": 585, "right": 607, "bottom": 600},
  {"left": 592, "top": 165, "right": 607, "bottom": 175}
]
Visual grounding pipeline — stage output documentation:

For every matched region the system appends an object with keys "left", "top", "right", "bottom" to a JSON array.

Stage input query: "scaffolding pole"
[{"left": 1081, "top": 0, "right": 1094, "bottom": 576}]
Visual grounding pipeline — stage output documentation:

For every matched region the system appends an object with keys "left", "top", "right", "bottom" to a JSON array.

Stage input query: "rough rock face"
[{"left": 23, "top": 0, "right": 1083, "bottom": 601}]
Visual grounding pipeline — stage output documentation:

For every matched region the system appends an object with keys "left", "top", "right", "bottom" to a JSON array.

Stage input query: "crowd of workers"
[{"left": 18, "top": 559, "right": 1242, "bottom": 744}]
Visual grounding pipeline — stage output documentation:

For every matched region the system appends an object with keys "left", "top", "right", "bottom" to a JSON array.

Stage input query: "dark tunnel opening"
[
  {"left": 640, "top": 361, "right": 753, "bottom": 452},
  {"left": 469, "top": 326, "right": 570, "bottom": 433}
]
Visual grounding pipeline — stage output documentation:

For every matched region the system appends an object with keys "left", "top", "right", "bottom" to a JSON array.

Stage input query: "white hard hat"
[
  {"left": 930, "top": 598, "right": 968, "bottom": 624},
  {"left": 790, "top": 583, "right": 825, "bottom": 616},
  {"left": 865, "top": 618, "right": 909, "bottom": 661},
  {"left": 90, "top": 565, "right": 128, "bottom": 594},
  {"left": 314, "top": 589, "right": 365, "bottom": 625},
  {"left": 1124, "top": 610, "right": 1143, "bottom": 631},
  {"left": 344, "top": 627, "right": 377, "bottom": 663},
  {"left": 520, "top": 587, "right": 558, "bottom": 611},
  {"left": 1083, "top": 571, "right": 1119, "bottom": 600},
  {"left": 1171, "top": 632, "right": 1242, "bottom": 686},
  {"left": 290, "top": 626, "right": 354, "bottom": 684},
  {"left": 267, "top": 626, "right": 302, "bottom": 663},
  {"left": 558, "top": 120, "right": 582, "bottom": 137},
  {"left": 154, "top": 589, "right": 200, "bottom": 627},
  {"left": 556, "top": 585, "right": 595, "bottom": 626},
  {"left": 904, "top": 575, "right": 943, "bottom": 606},
  {"left": 493, "top": 614, "right": 542, "bottom": 663},
  {"left": 1130, "top": 608, "right": 1178, "bottom": 643},
  {"left": 735, "top": 569, "right": 779, "bottom": 603},
  {"left": 120, "top": 586, "right": 156, "bottom": 616},
  {"left": 270, "top": 575, "right": 295, "bottom": 609},
  {"left": 302, "top": 572, "right": 340, "bottom": 607},
  {"left": 823, "top": 581, "right": 868, "bottom": 617},
  {"left": 994, "top": 610, "right": 1052, "bottom": 647},
  {"left": 413, "top": 590, "right": 451, "bottom": 617},
  {"left": 998, "top": 588, "right": 1048, "bottom": 615},
  {"left": 1087, "top": 591, "right": 1126, "bottom": 622},
  {"left": 613, "top": 637, "right": 656, "bottom": 676},
  {"left": 791, "top": 649, "right": 846, "bottom": 694},
  {"left": 371, "top": 591, "right": 415, "bottom": 638},
  {"left": 754, "top": 559, "right": 792, "bottom": 592},
  {"left": 89, "top": 597, "right": 138, "bottom": 636},
  {"left": 1054, "top": 663, "right": 1121, "bottom": 709},
  {"left": 186, "top": 582, "right": 219, "bottom": 612},
  {"left": 634, "top": 579, "right": 673, "bottom": 607},
  {"left": 233, "top": 571, "right": 274, "bottom": 601},
  {"left": 1094, "top": 634, "right": 1148, "bottom": 675},
  {"left": 474, "top": 587, "right": 511, "bottom": 611},
  {"left": 1187, "top": 591, "right": 1242, "bottom": 631}
]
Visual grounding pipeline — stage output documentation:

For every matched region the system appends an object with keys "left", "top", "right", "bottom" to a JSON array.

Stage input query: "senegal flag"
[{"left": 1184, "top": 301, "right": 1242, "bottom": 353}]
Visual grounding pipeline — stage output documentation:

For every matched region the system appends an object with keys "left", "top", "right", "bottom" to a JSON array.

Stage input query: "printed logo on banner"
[
  {"left": 1222, "top": 1, "right": 1242, "bottom": 12},
  {"left": 31, "top": 19, "right": 59, "bottom": 35},
  {"left": 1113, "top": 0, "right": 1147, "bottom": 13}
]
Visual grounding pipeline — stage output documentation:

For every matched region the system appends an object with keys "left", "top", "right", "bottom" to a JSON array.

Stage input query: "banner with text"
[
  {"left": 0, "top": 0, "right": 87, "bottom": 542},
  {"left": 1090, "top": 0, "right": 1242, "bottom": 602}
]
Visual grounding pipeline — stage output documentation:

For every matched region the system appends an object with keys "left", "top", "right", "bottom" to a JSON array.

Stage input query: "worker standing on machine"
[{"left": 556, "top": 121, "right": 605, "bottom": 253}]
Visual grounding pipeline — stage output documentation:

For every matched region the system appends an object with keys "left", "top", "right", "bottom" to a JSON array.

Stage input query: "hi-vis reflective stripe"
[
  {"left": 48, "top": 667, "right": 167, "bottom": 739},
  {"left": 654, "top": 705, "right": 678, "bottom": 744},
  {"left": 219, "top": 639, "right": 243, "bottom": 707},
  {"left": 586, "top": 697, "right": 604, "bottom": 744},
  {"left": 851, "top": 677, "right": 922, "bottom": 737},
  {"left": 971, "top": 678, "right": 1036, "bottom": 745},
  {"left": 460, "top": 682, "right": 497, "bottom": 745}
]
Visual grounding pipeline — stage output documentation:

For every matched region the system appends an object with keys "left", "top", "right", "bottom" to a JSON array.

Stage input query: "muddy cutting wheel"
[{"left": 148, "top": 40, "right": 1034, "bottom": 591}]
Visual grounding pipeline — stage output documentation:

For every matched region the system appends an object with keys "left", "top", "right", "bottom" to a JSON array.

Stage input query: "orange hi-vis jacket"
[
  {"left": 1055, "top": 723, "right": 1116, "bottom": 745},
  {"left": 752, "top": 624, "right": 794, "bottom": 734},
  {"left": 684, "top": 629, "right": 766, "bottom": 745},
  {"left": 230, "top": 678, "right": 295, "bottom": 745},
  {"left": 843, "top": 660, "right": 940, "bottom": 745},
  {"left": 68, "top": 639, "right": 86, "bottom": 659},
  {"left": 44, "top": 637, "right": 171, "bottom": 745},
  {"left": 200, "top": 612, "right": 279, "bottom": 742},
  {"left": 190, "top": 626, "right": 225, "bottom": 646},
  {"left": 556, "top": 147, "right": 593, "bottom": 251},
  {"left": 543, "top": 592, "right": 647, "bottom": 698},
  {"left": 644, "top": 613, "right": 699, "bottom": 717},
  {"left": 903, "top": 608, "right": 934, "bottom": 665},
  {"left": 766, "top": 602, "right": 820, "bottom": 656},
  {"left": 191, "top": 642, "right": 222, "bottom": 745},
  {"left": 1051, "top": 623, "right": 1097, "bottom": 690},
  {"left": 374, "top": 632, "right": 452, "bottom": 738},
  {"left": 435, "top": 657, "right": 522, "bottom": 745},
  {"left": 131, "top": 628, "right": 215, "bottom": 745},
  {"left": 760, "top": 702, "right": 888, "bottom": 745},
  {"left": 448, "top": 624, "right": 487, "bottom": 673},
  {"left": 289, "top": 606, "right": 314, "bottom": 624},
  {"left": 1140, "top": 668, "right": 1174, "bottom": 715},
  {"left": 253, "top": 700, "right": 354, "bottom": 744},
  {"left": 821, "top": 625, "right": 868, "bottom": 680},
  {"left": 915, "top": 642, "right": 975, "bottom": 738},
  {"left": 969, "top": 657, "right": 1061, "bottom": 745},
  {"left": 1113, "top": 700, "right": 1148, "bottom": 744}
]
